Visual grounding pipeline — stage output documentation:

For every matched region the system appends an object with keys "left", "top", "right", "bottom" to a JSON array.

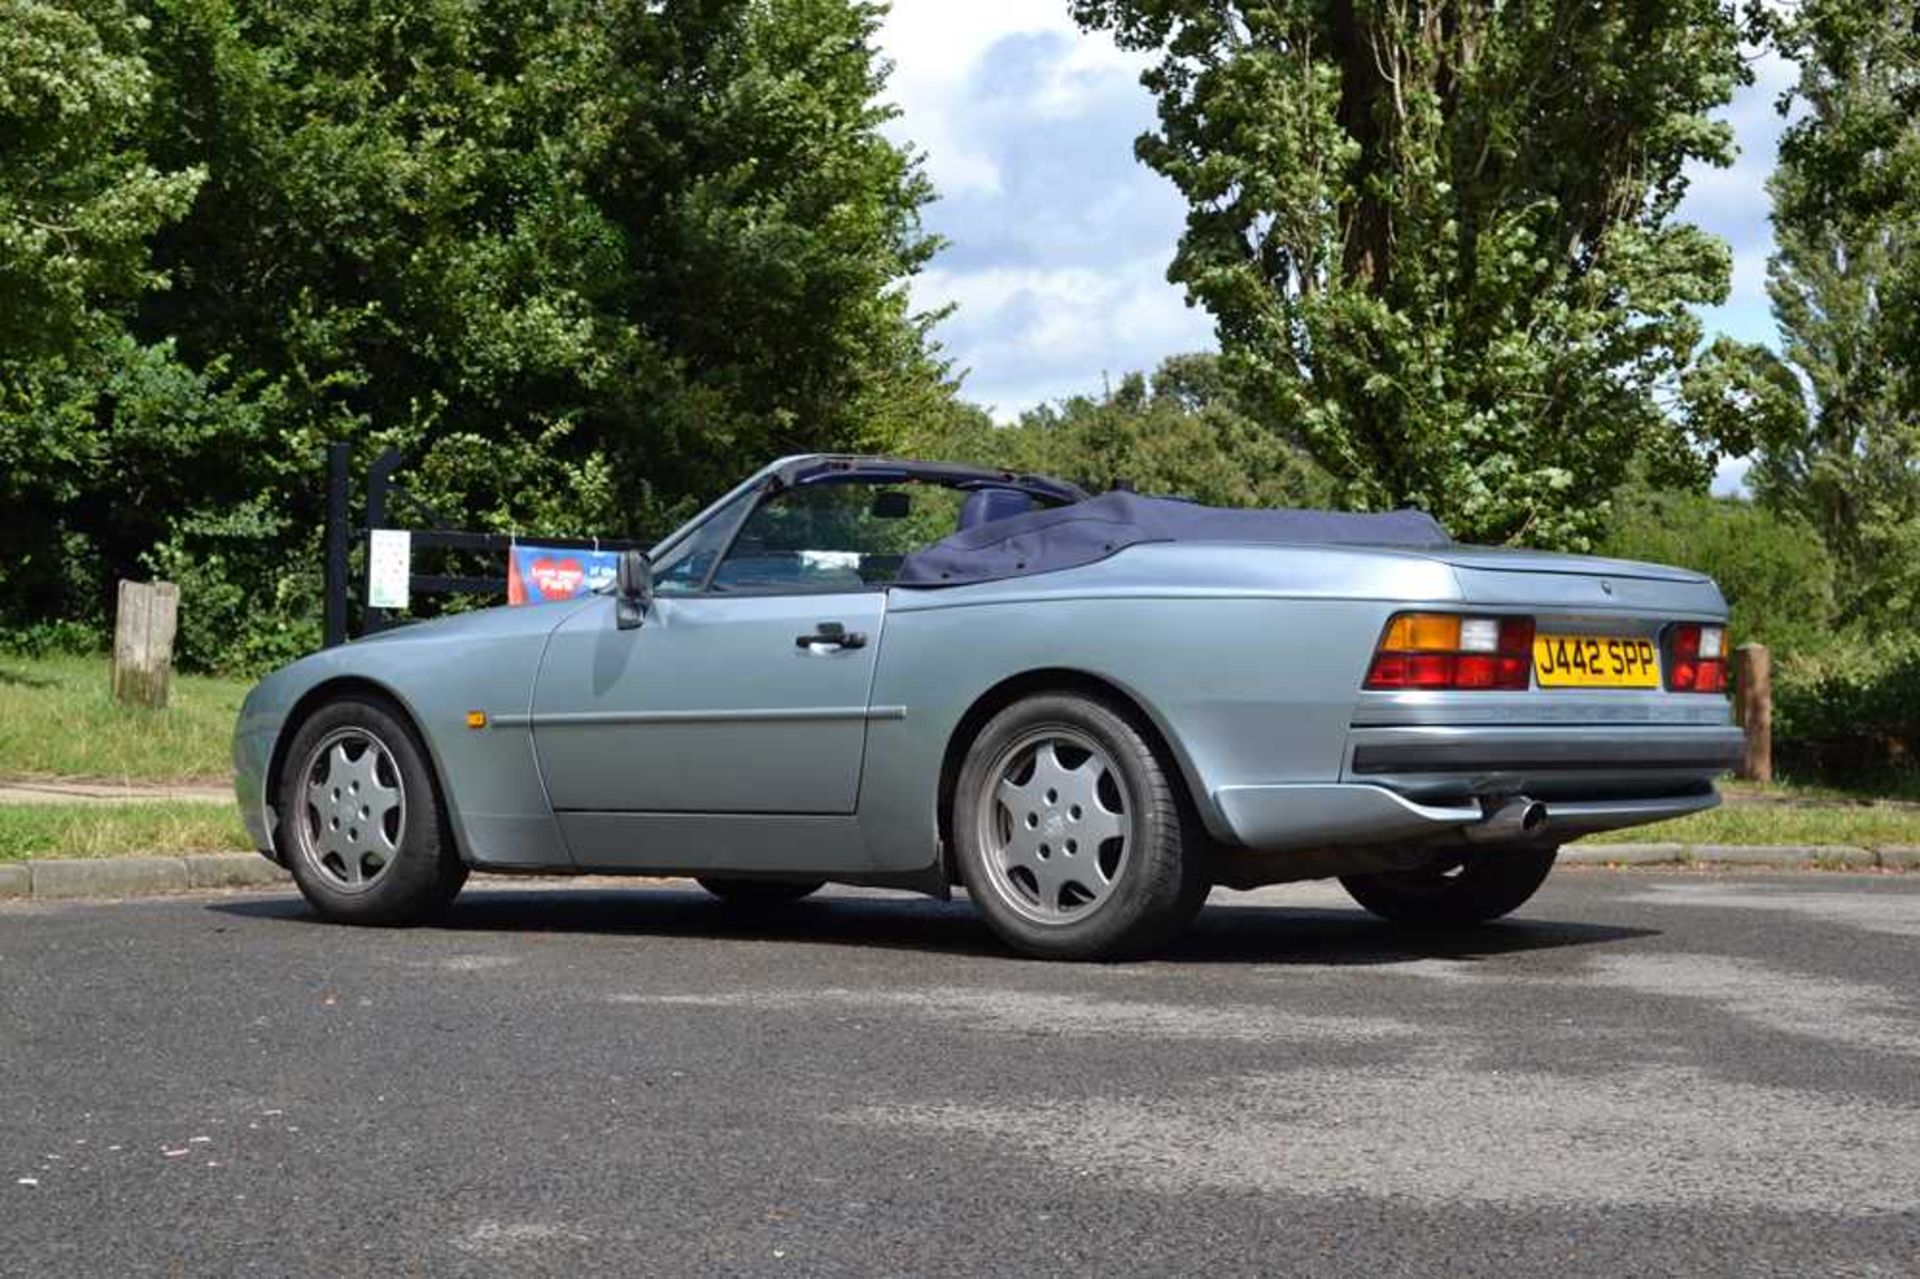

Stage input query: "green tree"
[
  {"left": 3, "top": 0, "right": 950, "bottom": 670},
  {"left": 1599, "top": 486, "right": 1837, "bottom": 657},
  {"left": 135, "top": 0, "right": 943, "bottom": 534},
  {"left": 1073, "top": 0, "right": 1749, "bottom": 547},
  {"left": 0, "top": 0, "right": 205, "bottom": 638},
  {"left": 1738, "top": 0, "right": 1920, "bottom": 622},
  {"left": 914, "top": 354, "right": 1335, "bottom": 508},
  {"left": 0, "top": 0, "right": 201, "bottom": 356}
]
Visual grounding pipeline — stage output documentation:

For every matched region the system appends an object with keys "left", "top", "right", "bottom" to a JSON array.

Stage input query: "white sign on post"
[{"left": 367, "top": 528, "right": 412, "bottom": 610}]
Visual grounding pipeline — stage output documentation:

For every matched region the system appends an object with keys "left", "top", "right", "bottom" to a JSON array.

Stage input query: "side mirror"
[{"left": 615, "top": 550, "right": 652, "bottom": 630}]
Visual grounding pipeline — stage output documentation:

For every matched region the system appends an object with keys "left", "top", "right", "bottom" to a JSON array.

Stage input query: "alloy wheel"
[
  {"left": 295, "top": 727, "right": 406, "bottom": 892},
  {"left": 974, "top": 726, "right": 1133, "bottom": 925}
]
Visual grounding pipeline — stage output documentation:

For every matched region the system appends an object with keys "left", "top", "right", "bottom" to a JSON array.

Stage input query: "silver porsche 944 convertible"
[{"left": 235, "top": 454, "right": 1743, "bottom": 959}]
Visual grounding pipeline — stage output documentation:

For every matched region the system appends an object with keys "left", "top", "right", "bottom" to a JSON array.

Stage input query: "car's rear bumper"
[
  {"left": 1346, "top": 724, "right": 1747, "bottom": 781},
  {"left": 1211, "top": 782, "right": 1721, "bottom": 852},
  {"left": 1207, "top": 723, "right": 1742, "bottom": 853}
]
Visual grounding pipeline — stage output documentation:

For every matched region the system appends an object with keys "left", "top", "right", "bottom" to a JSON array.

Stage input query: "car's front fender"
[{"left": 235, "top": 602, "right": 593, "bottom": 870}]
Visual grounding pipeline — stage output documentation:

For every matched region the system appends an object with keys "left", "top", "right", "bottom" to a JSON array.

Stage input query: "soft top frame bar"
[{"left": 773, "top": 455, "right": 1087, "bottom": 507}]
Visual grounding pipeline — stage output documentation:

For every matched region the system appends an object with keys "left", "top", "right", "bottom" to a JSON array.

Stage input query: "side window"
[
  {"left": 710, "top": 482, "right": 968, "bottom": 592},
  {"left": 651, "top": 488, "right": 757, "bottom": 596}
]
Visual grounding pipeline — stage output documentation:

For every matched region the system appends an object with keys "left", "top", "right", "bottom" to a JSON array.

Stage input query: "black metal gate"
[{"left": 321, "top": 443, "right": 643, "bottom": 647}]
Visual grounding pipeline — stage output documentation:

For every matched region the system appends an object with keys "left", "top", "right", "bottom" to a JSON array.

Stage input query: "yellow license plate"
[{"left": 1533, "top": 634, "right": 1661, "bottom": 688}]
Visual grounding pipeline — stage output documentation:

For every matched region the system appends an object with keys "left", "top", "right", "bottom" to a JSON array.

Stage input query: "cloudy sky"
[{"left": 875, "top": 5, "right": 1794, "bottom": 493}]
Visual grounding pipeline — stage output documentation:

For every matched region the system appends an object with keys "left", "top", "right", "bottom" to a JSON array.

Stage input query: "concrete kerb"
[
  {"left": 1694, "top": 844, "right": 1876, "bottom": 868},
  {"left": 1561, "top": 843, "right": 1897, "bottom": 869},
  {"left": 0, "top": 854, "right": 289, "bottom": 900},
  {"left": 1558, "top": 843, "right": 1687, "bottom": 866},
  {"left": 26, "top": 857, "right": 191, "bottom": 899}
]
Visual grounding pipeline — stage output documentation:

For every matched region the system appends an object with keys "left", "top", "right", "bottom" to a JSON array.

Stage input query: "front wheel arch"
[
  {"left": 936, "top": 669, "right": 1213, "bottom": 885},
  {"left": 265, "top": 678, "right": 461, "bottom": 866}
]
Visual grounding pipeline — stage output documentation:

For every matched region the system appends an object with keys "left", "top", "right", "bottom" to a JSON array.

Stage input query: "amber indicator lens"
[{"left": 1365, "top": 613, "right": 1534, "bottom": 691}]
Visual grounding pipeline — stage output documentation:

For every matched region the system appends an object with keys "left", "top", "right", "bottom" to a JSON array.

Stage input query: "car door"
[
  {"left": 530, "top": 587, "right": 887, "bottom": 816},
  {"left": 529, "top": 473, "right": 965, "bottom": 814},
  {"left": 526, "top": 475, "right": 985, "bottom": 872}
]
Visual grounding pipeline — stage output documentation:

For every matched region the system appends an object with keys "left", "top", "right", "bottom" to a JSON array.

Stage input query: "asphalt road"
[{"left": 4, "top": 869, "right": 1918, "bottom": 1277}]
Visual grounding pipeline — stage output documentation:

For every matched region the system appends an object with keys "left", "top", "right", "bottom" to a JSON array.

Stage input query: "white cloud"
[
  {"left": 914, "top": 257, "right": 1212, "bottom": 419},
  {"left": 878, "top": 3, "right": 1142, "bottom": 195},
  {"left": 877, "top": 4, "right": 1205, "bottom": 418}
]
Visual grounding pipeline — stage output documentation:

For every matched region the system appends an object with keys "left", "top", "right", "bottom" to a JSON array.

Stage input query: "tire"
[
  {"left": 697, "top": 877, "right": 824, "bottom": 905},
  {"left": 952, "top": 691, "right": 1209, "bottom": 960},
  {"left": 1339, "top": 846, "right": 1559, "bottom": 925},
  {"left": 278, "top": 695, "right": 467, "bottom": 925}
]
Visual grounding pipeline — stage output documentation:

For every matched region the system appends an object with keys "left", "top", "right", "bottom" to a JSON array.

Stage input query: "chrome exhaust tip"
[{"left": 1464, "top": 796, "right": 1549, "bottom": 843}]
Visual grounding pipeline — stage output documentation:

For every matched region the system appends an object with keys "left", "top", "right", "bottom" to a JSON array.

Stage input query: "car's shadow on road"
[{"left": 212, "top": 884, "right": 1657, "bottom": 967}]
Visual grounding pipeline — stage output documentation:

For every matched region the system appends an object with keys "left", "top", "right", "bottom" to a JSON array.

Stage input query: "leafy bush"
[
  {"left": 1595, "top": 485, "right": 1920, "bottom": 782},
  {"left": 141, "top": 507, "right": 323, "bottom": 678},
  {"left": 1599, "top": 487, "right": 1838, "bottom": 656},
  {"left": 1774, "top": 635, "right": 1920, "bottom": 776},
  {"left": 0, "top": 618, "right": 102, "bottom": 660}
]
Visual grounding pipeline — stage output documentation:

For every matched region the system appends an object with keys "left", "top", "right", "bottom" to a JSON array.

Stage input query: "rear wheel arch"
[
  {"left": 935, "top": 668, "right": 1213, "bottom": 881},
  {"left": 266, "top": 678, "right": 460, "bottom": 863}
]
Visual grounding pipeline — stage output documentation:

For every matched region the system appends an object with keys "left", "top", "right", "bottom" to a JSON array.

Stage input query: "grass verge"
[
  {"left": 0, "top": 803, "right": 252, "bottom": 861},
  {"left": 0, "top": 652, "right": 246, "bottom": 782},
  {"left": 1721, "top": 776, "right": 1920, "bottom": 806},
  {"left": 1584, "top": 802, "right": 1920, "bottom": 848}
]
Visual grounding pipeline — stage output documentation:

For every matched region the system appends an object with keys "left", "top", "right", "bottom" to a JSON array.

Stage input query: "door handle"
[{"left": 796, "top": 623, "right": 867, "bottom": 650}]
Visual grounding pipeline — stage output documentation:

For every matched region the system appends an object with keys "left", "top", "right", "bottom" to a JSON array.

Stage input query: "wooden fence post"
[
  {"left": 112, "top": 580, "right": 180, "bottom": 709},
  {"left": 1734, "top": 642, "right": 1772, "bottom": 784}
]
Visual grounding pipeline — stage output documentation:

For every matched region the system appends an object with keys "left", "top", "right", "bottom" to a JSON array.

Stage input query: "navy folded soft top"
[{"left": 896, "top": 491, "right": 1450, "bottom": 588}]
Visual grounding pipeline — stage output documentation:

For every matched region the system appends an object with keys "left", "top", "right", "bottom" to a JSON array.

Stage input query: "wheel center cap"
[{"left": 1044, "top": 813, "right": 1066, "bottom": 838}]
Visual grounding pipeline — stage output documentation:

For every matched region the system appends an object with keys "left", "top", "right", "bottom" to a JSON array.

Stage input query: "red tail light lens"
[
  {"left": 1365, "top": 613, "right": 1534, "bottom": 691},
  {"left": 1665, "top": 624, "right": 1728, "bottom": 693},
  {"left": 1455, "top": 654, "right": 1498, "bottom": 688}
]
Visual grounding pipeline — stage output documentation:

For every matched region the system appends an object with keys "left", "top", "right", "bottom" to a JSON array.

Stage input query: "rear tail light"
[
  {"left": 1365, "top": 613, "right": 1534, "bottom": 690},
  {"left": 1665, "top": 624, "right": 1728, "bottom": 693}
]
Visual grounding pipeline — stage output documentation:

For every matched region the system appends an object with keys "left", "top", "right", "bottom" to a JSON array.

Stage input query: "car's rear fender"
[
  {"left": 927, "top": 666, "right": 1206, "bottom": 881},
  {"left": 862, "top": 585, "right": 1433, "bottom": 869}
]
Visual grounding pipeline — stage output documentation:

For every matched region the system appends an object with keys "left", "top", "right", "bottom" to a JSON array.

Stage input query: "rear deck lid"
[
  {"left": 1427, "top": 545, "right": 1723, "bottom": 614},
  {"left": 1419, "top": 546, "right": 1708, "bottom": 584}
]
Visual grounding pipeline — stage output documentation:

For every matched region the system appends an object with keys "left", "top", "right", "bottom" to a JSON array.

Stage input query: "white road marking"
[
  {"left": 1581, "top": 952, "right": 1920, "bottom": 1059},
  {"left": 1376, "top": 951, "right": 1920, "bottom": 1060},
  {"left": 452, "top": 1220, "right": 589, "bottom": 1257},
  {"left": 846, "top": 1057, "right": 1920, "bottom": 1215},
  {"left": 624, "top": 987, "right": 1418, "bottom": 1044},
  {"left": 1617, "top": 881, "right": 1920, "bottom": 938}
]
